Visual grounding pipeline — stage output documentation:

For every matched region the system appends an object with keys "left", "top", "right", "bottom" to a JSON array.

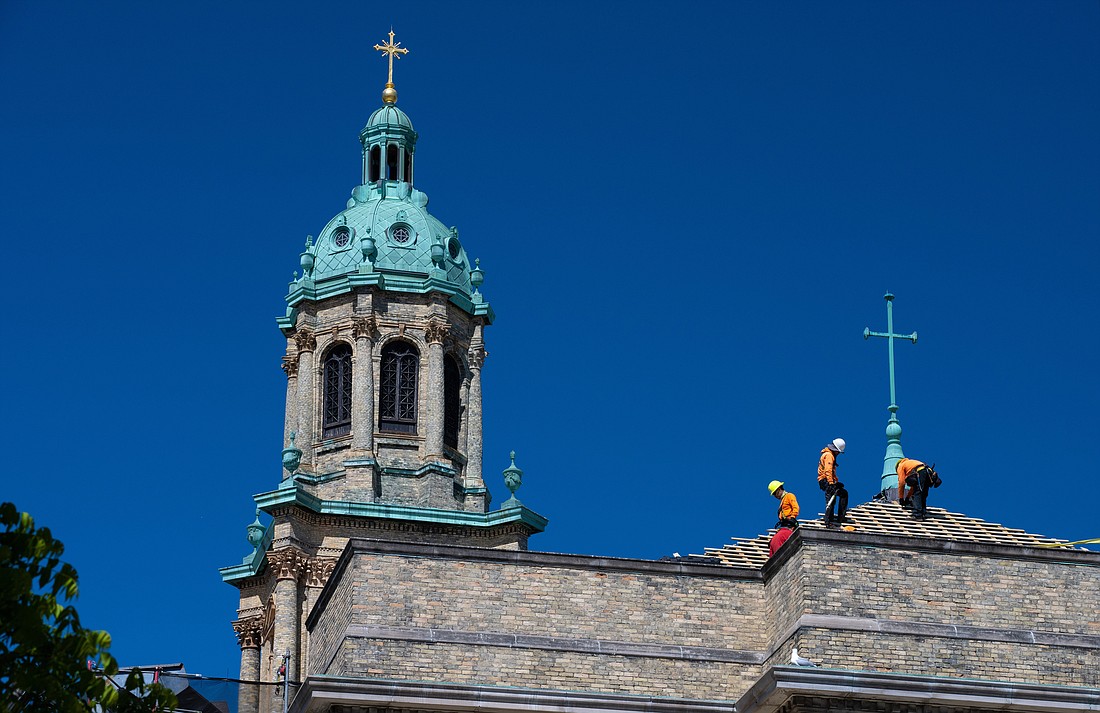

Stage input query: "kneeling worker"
[{"left": 896, "top": 457, "right": 941, "bottom": 521}]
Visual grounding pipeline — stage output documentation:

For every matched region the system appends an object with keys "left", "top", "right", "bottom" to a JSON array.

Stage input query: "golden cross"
[{"left": 373, "top": 30, "right": 409, "bottom": 87}]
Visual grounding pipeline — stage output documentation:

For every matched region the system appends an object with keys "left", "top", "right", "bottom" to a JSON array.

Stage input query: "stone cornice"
[
  {"left": 762, "top": 527, "right": 1100, "bottom": 579},
  {"left": 283, "top": 273, "right": 495, "bottom": 326},
  {"left": 737, "top": 666, "right": 1100, "bottom": 713},
  {"left": 288, "top": 676, "right": 736, "bottom": 713},
  {"left": 254, "top": 486, "right": 548, "bottom": 533}
]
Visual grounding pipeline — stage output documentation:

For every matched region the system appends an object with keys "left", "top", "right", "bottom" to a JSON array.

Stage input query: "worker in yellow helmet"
[
  {"left": 768, "top": 480, "right": 799, "bottom": 529},
  {"left": 767, "top": 480, "right": 799, "bottom": 558}
]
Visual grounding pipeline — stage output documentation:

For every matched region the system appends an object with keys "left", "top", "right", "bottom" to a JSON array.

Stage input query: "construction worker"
[
  {"left": 818, "top": 438, "right": 849, "bottom": 527},
  {"left": 768, "top": 480, "right": 799, "bottom": 529},
  {"left": 896, "top": 457, "right": 941, "bottom": 520}
]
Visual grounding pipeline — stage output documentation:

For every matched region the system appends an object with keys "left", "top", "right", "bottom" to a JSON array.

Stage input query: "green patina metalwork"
[
  {"left": 219, "top": 486, "right": 548, "bottom": 583},
  {"left": 500, "top": 451, "right": 524, "bottom": 509},
  {"left": 864, "top": 292, "right": 918, "bottom": 494},
  {"left": 278, "top": 92, "right": 493, "bottom": 329}
]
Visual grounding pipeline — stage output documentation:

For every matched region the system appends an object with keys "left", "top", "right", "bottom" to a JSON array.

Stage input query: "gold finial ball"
[{"left": 382, "top": 85, "right": 398, "bottom": 104}]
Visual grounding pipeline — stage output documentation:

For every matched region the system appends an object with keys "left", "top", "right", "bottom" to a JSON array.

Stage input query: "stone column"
[
  {"left": 458, "top": 374, "right": 470, "bottom": 456},
  {"left": 424, "top": 319, "right": 448, "bottom": 457},
  {"left": 465, "top": 344, "right": 486, "bottom": 491},
  {"left": 268, "top": 549, "right": 303, "bottom": 709},
  {"left": 351, "top": 316, "right": 376, "bottom": 453},
  {"left": 294, "top": 330, "right": 317, "bottom": 466},
  {"left": 233, "top": 616, "right": 263, "bottom": 713},
  {"left": 281, "top": 354, "right": 299, "bottom": 454}
]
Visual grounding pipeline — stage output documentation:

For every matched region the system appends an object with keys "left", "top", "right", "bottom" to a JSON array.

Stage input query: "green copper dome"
[
  {"left": 279, "top": 98, "right": 493, "bottom": 329},
  {"left": 309, "top": 184, "right": 472, "bottom": 291},
  {"left": 365, "top": 104, "right": 414, "bottom": 132}
]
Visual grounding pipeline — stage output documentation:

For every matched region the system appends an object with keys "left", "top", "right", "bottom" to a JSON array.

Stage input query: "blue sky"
[{"left": 2, "top": 1, "right": 1098, "bottom": 678}]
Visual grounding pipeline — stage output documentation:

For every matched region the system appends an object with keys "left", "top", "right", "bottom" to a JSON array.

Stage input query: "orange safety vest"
[
  {"left": 818, "top": 448, "right": 839, "bottom": 485},
  {"left": 896, "top": 458, "right": 926, "bottom": 500},
  {"left": 777, "top": 491, "right": 799, "bottom": 521}
]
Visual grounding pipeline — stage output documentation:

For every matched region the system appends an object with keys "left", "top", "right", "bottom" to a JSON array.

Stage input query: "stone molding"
[
  {"left": 267, "top": 548, "right": 307, "bottom": 582},
  {"left": 288, "top": 675, "right": 739, "bottom": 713},
  {"left": 336, "top": 622, "right": 762, "bottom": 666},
  {"left": 281, "top": 355, "right": 299, "bottom": 378},
  {"left": 762, "top": 527, "right": 1100, "bottom": 579},
  {"left": 424, "top": 319, "right": 448, "bottom": 345},
  {"left": 774, "top": 613, "right": 1100, "bottom": 655},
  {"left": 293, "top": 329, "right": 317, "bottom": 353},
  {"left": 736, "top": 666, "right": 1100, "bottom": 713},
  {"left": 351, "top": 316, "right": 377, "bottom": 340},
  {"left": 304, "top": 557, "right": 337, "bottom": 588},
  {"left": 467, "top": 346, "right": 486, "bottom": 369},
  {"left": 232, "top": 614, "right": 264, "bottom": 649}
]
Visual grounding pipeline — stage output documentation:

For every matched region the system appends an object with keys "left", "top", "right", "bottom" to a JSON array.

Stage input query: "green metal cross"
[{"left": 863, "top": 292, "right": 918, "bottom": 496}]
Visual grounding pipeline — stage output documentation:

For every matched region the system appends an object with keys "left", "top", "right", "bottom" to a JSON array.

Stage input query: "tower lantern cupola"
[{"left": 361, "top": 30, "right": 416, "bottom": 184}]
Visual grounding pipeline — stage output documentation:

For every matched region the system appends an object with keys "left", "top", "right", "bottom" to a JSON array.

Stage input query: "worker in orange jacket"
[
  {"left": 897, "top": 457, "right": 941, "bottom": 520},
  {"left": 768, "top": 480, "right": 799, "bottom": 529},
  {"left": 818, "top": 438, "right": 849, "bottom": 527}
]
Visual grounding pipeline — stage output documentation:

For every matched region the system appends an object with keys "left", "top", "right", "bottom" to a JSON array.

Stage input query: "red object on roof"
[{"left": 769, "top": 527, "right": 793, "bottom": 557}]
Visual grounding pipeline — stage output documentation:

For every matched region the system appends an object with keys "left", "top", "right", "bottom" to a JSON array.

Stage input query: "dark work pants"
[
  {"left": 906, "top": 469, "right": 933, "bottom": 518},
  {"left": 821, "top": 482, "right": 848, "bottom": 524}
]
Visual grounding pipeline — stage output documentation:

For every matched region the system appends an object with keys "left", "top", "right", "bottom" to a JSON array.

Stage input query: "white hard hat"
[{"left": 831, "top": 438, "right": 846, "bottom": 453}]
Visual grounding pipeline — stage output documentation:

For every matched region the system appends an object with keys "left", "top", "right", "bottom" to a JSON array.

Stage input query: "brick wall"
[
  {"left": 293, "top": 529, "right": 1100, "bottom": 704},
  {"left": 306, "top": 542, "right": 765, "bottom": 700}
]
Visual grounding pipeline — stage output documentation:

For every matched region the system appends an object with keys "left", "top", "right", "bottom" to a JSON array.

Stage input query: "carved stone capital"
[
  {"left": 232, "top": 614, "right": 264, "bottom": 649},
  {"left": 425, "top": 319, "right": 448, "bottom": 345},
  {"left": 304, "top": 557, "right": 337, "bottom": 588},
  {"left": 281, "top": 355, "right": 299, "bottom": 378},
  {"left": 468, "top": 346, "right": 488, "bottom": 370},
  {"left": 351, "top": 316, "right": 377, "bottom": 341},
  {"left": 267, "top": 548, "right": 306, "bottom": 582},
  {"left": 293, "top": 329, "right": 317, "bottom": 353}
]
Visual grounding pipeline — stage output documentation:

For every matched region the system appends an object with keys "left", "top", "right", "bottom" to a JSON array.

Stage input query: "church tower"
[{"left": 220, "top": 33, "right": 547, "bottom": 713}]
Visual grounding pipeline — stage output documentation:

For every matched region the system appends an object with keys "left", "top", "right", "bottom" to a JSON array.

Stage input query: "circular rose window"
[
  {"left": 332, "top": 227, "right": 351, "bottom": 248},
  {"left": 391, "top": 225, "right": 411, "bottom": 244}
]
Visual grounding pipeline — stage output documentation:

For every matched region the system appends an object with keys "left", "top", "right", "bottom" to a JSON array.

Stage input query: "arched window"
[
  {"left": 322, "top": 343, "right": 353, "bottom": 439},
  {"left": 369, "top": 146, "right": 381, "bottom": 182},
  {"left": 386, "top": 144, "right": 399, "bottom": 180},
  {"left": 380, "top": 340, "right": 418, "bottom": 434},
  {"left": 443, "top": 354, "right": 461, "bottom": 449}
]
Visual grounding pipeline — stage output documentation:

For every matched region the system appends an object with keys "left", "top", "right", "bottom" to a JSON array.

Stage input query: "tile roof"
[{"left": 690, "top": 500, "right": 1081, "bottom": 569}]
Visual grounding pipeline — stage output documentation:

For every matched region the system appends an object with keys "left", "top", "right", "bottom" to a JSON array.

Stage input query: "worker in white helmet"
[{"left": 817, "top": 438, "right": 849, "bottom": 528}]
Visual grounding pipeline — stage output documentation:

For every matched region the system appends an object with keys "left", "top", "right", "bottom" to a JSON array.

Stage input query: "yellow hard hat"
[{"left": 768, "top": 480, "right": 784, "bottom": 495}]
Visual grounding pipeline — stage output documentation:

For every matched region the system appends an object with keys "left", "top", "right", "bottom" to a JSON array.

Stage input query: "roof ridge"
[{"left": 692, "top": 500, "right": 1079, "bottom": 569}]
